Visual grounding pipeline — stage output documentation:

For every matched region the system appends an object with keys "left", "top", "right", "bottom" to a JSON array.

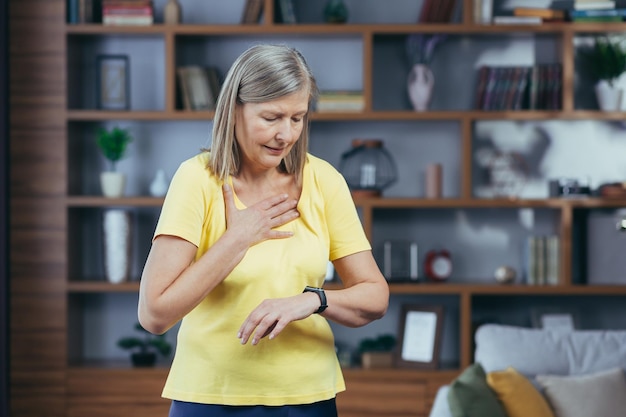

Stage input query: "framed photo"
[
  {"left": 395, "top": 304, "right": 443, "bottom": 369},
  {"left": 96, "top": 54, "right": 130, "bottom": 110},
  {"left": 531, "top": 306, "right": 580, "bottom": 332},
  {"left": 177, "top": 66, "right": 216, "bottom": 111}
]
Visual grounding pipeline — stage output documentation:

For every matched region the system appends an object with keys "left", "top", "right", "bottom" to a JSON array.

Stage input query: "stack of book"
[
  {"left": 418, "top": 0, "right": 457, "bottom": 23},
  {"left": 524, "top": 235, "right": 560, "bottom": 286},
  {"left": 315, "top": 91, "right": 364, "bottom": 112},
  {"left": 474, "top": 64, "right": 562, "bottom": 111},
  {"left": 102, "top": 0, "right": 154, "bottom": 26}
]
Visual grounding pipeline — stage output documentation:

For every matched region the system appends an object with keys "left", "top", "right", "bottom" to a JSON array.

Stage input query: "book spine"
[
  {"left": 474, "top": 66, "right": 489, "bottom": 109},
  {"left": 570, "top": 7, "right": 626, "bottom": 16},
  {"left": 68, "top": 0, "right": 79, "bottom": 23},
  {"left": 418, "top": 0, "right": 434, "bottom": 23}
]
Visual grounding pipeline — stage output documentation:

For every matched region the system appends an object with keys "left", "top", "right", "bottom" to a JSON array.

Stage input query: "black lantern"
[{"left": 339, "top": 139, "right": 397, "bottom": 198}]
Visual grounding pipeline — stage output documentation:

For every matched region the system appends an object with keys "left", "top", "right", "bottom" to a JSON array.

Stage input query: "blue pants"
[{"left": 168, "top": 399, "right": 338, "bottom": 417}]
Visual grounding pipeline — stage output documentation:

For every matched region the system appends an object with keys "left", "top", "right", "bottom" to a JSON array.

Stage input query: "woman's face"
[{"left": 234, "top": 89, "right": 309, "bottom": 173}]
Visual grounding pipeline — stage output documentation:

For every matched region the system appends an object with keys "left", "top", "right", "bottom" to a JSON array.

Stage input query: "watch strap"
[{"left": 303, "top": 286, "right": 328, "bottom": 314}]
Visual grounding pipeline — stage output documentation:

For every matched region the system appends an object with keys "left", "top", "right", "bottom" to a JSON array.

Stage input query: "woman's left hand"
[{"left": 237, "top": 292, "right": 320, "bottom": 345}]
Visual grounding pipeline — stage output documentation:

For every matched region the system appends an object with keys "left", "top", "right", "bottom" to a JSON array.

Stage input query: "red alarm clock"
[{"left": 424, "top": 249, "right": 452, "bottom": 282}]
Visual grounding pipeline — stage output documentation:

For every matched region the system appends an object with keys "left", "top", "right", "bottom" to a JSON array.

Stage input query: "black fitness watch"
[{"left": 303, "top": 286, "right": 328, "bottom": 314}]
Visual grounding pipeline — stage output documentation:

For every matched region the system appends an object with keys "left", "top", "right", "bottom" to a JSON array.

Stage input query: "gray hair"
[{"left": 209, "top": 44, "right": 319, "bottom": 183}]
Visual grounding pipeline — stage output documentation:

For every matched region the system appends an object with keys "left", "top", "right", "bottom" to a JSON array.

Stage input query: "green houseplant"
[
  {"left": 117, "top": 322, "right": 172, "bottom": 367},
  {"left": 96, "top": 127, "right": 133, "bottom": 197},
  {"left": 579, "top": 36, "right": 626, "bottom": 111}
]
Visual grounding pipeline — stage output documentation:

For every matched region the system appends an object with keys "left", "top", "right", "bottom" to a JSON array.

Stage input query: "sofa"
[{"left": 428, "top": 324, "right": 626, "bottom": 417}]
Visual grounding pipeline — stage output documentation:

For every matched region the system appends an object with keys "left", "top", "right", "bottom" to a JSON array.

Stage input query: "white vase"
[
  {"left": 595, "top": 80, "right": 624, "bottom": 111},
  {"left": 149, "top": 169, "right": 169, "bottom": 197},
  {"left": 100, "top": 172, "right": 126, "bottom": 198},
  {"left": 102, "top": 209, "right": 132, "bottom": 284},
  {"left": 407, "top": 64, "right": 435, "bottom": 111}
]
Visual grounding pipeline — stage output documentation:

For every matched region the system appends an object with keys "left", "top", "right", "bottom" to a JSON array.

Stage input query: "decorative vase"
[
  {"left": 102, "top": 209, "right": 132, "bottom": 284},
  {"left": 324, "top": 0, "right": 348, "bottom": 23},
  {"left": 595, "top": 80, "right": 623, "bottom": 111},
  {"left": 164, "top": 0, "right": 182, "bottom": 24},
  {"left": 100, "top": 171, "right": 126, "bottom": 198},
  {"left": 407, "top": 64, "right": 435, "bottom": 111},
  {"left": 149, "top": 169, "right": 169, "bottom": 197}
]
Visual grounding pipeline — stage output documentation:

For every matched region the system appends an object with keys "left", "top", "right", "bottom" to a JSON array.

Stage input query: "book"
[
  {"left": 493, "top": 15, "right": 543, "bottom": 24},
  {"left": 570, "top": 7, "right": 626, "bottom": 15},
  {"left": 574, "top": 0, "right": 616, "bottom": 9},
  {"left": 276, "top": 0, "right": 296, "bottom": 24},
  {"left": 546, "top": 235, "right": 560, "bottom": 285},
  {"left": 513, "top": 7, "right": 566, "bottom": 19},
  {"left": 240, "top": 0, "right": 263, "bottom": 24},
  {"left": 103, "top": 15, "right": 153, "bottom": 25},
  {"left": 478, "top": 0, "right": 494, "bottom": 23},
  {"left": 68, "top": 0, "right": 79, "bottom": 23},
  {"left": 316, "top": 91, "right": 365, "bottom": 112}
]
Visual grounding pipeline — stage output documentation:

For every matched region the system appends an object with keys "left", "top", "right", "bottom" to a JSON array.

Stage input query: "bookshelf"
[{"left": 10, "top": 0, "right": 626, "bottom": 416}]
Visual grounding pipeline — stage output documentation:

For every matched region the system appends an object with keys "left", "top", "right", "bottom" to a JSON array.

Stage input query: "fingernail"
[
  {"left": 269, "top": 334, "right": 275, "bottom": 340},
  {"left": 252, "top": 338, "right": 258, "bottom": 345},
  {"left": 237, "top": 331, "right": 241, "bottom": 338}
]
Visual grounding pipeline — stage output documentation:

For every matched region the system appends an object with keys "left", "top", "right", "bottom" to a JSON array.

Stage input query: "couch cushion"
[
  {"left": 447, "top": 362, "right": 507, "bottom": 417},
  {"left": 536, "top": 367, "right": 626, "bottom": 417},
  {"left": 486, "top": 367, "right": 554, "bottom": 417},
  {"left": 475, "top": 324, "right": 626, "bottom": 377},
  {"left": 475, "top": 325, "right": 569, "bottom": 376},
  {"left": 565, "top": 331, "right": 626, "bottom": 375}
]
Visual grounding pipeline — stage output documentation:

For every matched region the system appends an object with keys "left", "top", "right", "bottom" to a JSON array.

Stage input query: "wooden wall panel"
[{"left": 9, "top": 0, "right": 67, "bottom": 416}]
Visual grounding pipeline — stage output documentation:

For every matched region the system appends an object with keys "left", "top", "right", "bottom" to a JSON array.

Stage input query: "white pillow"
[{"left": 536, "top": 367, "right": 626, "bottom": 417}]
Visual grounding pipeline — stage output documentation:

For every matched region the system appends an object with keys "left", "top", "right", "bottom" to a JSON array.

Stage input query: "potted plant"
[
  {"left": 96, "top": 126, "right": 133, "bottom": 197},
  {"left": 404, "top": 33, "right": 446, "bottom": 111},
  {"left": 358, "top": 334, "right": 396, "bottom": 369},
  {"left": 117, "top": 322, "right": 172, "bottom": 367},
  {"left": 578, "top": 36, "right": 626, "bottom": 111}
]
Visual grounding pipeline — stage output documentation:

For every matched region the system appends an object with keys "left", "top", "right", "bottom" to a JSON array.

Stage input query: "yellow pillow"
[{"left": 487, "top": 367, "right": 555, "bottom": 417}]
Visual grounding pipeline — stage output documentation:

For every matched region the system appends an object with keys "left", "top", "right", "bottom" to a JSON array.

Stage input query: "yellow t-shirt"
[{"left": 155, "top": 152, "right": 371, "bottom": 406}]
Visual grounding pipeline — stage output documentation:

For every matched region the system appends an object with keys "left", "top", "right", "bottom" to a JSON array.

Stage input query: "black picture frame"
[
  {"left": 96, "top": 54, "right": 130, "bottom": 110},
  {"left": 394, "top": 304, "right": 443, "bottom": 369}
]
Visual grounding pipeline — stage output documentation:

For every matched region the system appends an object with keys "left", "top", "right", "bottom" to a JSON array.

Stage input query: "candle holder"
[{"left": 339, "top": 139, "right": 397, "bottom": 198}]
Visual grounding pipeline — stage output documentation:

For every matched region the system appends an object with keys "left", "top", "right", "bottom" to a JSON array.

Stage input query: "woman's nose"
[{"left": 276, "top": 119, "right": 293, "bottom": 140}]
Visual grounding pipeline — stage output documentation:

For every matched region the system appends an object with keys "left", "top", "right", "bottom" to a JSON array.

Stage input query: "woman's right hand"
[{"left": 222, "top": 183, "right": 299, "bottom": 247}]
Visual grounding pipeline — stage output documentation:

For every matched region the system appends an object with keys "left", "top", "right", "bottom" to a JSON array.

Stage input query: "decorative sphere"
[{"left": 494, "top": 266, "right": 516, "bottom": 284}]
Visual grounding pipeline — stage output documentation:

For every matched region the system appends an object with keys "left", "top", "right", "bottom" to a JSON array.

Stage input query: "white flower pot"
[
  {"left": 595, "top": 80, "right": 624, "bottom": 111},
  {"left": 100, "top": 172, "right": 126, "bottom": 198}
]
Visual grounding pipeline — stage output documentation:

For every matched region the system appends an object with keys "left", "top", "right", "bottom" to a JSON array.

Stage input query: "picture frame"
[
  {"left": 177, "top": 66, "right": 216, "bottom": 111},
  {"left": 96, "top": 54, "right": 129, "bottom": 110},
  {"left": 395, "top": 304, "right": 444, "bottom": 369},
  {"left": 531, "top": 306, "right": 580, "bottom": 332}
]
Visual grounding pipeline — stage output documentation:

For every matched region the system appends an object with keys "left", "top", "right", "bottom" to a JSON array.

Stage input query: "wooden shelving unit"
[{"left": 10, "top": 0, "right": 626, "bottom": 416}]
